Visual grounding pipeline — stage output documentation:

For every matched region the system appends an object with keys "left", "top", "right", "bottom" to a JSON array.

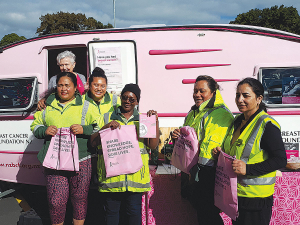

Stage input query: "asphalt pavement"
[
  {"left": 0, "top": 184, "right": 105, "bottom": 225},
  {"left": 0, "top": 195, "right": 21, "bottom": 225}
]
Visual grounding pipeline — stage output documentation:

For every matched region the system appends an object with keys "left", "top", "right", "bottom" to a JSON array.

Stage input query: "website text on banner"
[
  {"left": 214, "top": 150, "right": 238, "bottom": 221},
  {"left": 100, "top": 125, "right": 143, "bottom": 178}
]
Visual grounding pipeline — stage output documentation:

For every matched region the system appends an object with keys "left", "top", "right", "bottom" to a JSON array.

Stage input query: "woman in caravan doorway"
[{"left": 37, "top": 50, "right": 87, "bottom": 110}]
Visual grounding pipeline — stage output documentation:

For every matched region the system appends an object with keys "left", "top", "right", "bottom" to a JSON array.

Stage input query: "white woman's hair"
[{"left": 56, "top": 50, "right": 76, "bottom": 65}]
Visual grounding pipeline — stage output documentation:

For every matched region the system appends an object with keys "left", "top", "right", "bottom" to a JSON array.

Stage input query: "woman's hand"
[
  {"left": 45, "top": 125, "right": 58, "bottom": 136},
  {"left": 107, "top": 121, "right": 121, "bottom": 130},
  {"left": 172, "top": 129, "right": 180, "bottom": 140},
  {"left": 37, "top": 98, "right": 46, "bottom": 111},
  {"left": 147, "top": 110, "right": 158, "bottom": 122},
  {"left": 70, "top": 124, "right": 84, "bottom": 135},
  {"left": 232, "top": 159, "right": 246, "bottom": 175},
  {"left": 212, "top": 146, "right": 222, "bottom": 159}
]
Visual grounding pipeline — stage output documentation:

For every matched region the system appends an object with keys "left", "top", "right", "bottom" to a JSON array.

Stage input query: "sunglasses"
[{"left": 121, "top": 95, "right": 137, "bottom": 103}]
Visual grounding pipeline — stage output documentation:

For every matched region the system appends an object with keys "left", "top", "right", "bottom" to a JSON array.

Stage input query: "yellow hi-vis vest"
[
  {"left": 30, "top": 93, "right": 100, "bottom": 162},
  {"left": 223, "top": 111, "right": 280, "bottom": 198},
  {"left": 97, "top": 109, "right": 151, "bottom": 192},
  {"left": 83, "top": 91, "right": 121, "bottom": 115},
  {"left": 184, "top": 90, "right": 234, "bottom": 166}
]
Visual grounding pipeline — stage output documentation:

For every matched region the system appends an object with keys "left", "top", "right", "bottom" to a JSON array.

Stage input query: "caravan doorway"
[{"left": 48, "top": 47, "right": 87, "bottom": 84}]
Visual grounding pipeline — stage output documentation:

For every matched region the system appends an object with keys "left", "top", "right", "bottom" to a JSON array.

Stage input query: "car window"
[
  {"left": 0, "top": 77, "right": 38, "bottom": 112},
  {"left": 261, "top": 68, "right": 300, "bottom": 105}
]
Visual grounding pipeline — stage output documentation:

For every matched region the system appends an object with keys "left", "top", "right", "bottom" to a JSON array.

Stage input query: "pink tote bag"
[
  {"left": 139, "top": 114, "right": 157, "bottom": 138},
  {"left": 43, "top": 127, "right": 79, "bottom": 171},
  {"left": 100, "top": 125, "right": 143, "bottom": 178},
  {"left": 214, "top": 150, "right": 238, "bottom": 220},
  {"left": 171, "top": 126, "right": 199, "bottom": 174}
]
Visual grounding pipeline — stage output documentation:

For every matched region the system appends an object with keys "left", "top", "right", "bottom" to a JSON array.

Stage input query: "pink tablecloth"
[
  {"left": 142, "top": 170, "right": 198, "bottom": 225},
  {"left": 143, "top": 171, "right": 300, "bottom": 225},
  {"left": 270, "top": 172, "right": 300, "bottom": 225}
]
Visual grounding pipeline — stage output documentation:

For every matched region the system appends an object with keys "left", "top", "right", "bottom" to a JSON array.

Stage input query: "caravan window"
[
  {"left": 260, "top": 68, "right": 300, "bottom": 106},
  {"left": 0, "top": 77, "right": 38, "bottom": 112}
]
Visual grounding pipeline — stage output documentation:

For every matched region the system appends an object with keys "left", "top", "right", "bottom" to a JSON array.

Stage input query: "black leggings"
[{"left": 194, "top": 166, "right": 224, "bottom": 225}]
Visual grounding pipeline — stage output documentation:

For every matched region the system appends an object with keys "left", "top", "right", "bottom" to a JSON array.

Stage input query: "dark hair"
[
  {"left": 89, "top": 67, "right": 107, "bottom": 86},
  {"left": 237, "top": 77, "right": 267, "bottom": 112},
  {"left": 56, "top": 72, "right": 77, "bottom": 88},
  {"left": 195, "top": 75, "right": 219, "bottom": 93}
]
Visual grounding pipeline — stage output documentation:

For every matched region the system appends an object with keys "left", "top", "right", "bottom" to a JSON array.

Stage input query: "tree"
[
  {"left": 0, "top": 33, "right": 26, "bottom": 47},
  {"left": 230, "top": 5, "right": 300, "bottom": 35},
  {"left": 36, "top": 11, "right": 113, "bottom": 36}
]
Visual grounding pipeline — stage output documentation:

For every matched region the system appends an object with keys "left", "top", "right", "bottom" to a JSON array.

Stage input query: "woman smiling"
[
  {"left": 172, "top": 75, "right": 234, "bottom": 225},
  {"left": 31, "top": 72, "right": 100, "bottom": 225},
  {"left": 92, "top": 83, "right": 159, "bottom": 225},
  {"left": 213, "top": 78, "right": 287, "bottom": 225}
]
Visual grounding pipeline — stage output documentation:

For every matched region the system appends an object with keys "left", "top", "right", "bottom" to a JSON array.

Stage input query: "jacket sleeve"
[
  {"left": 30, "top": 110, "right": 47, "bottom": 139},
  {"left": 200, "top": 109, "right": 234, "bottom": 153},
  {"left": 82, "top": 124, "right": 97, "bottom": 135}
]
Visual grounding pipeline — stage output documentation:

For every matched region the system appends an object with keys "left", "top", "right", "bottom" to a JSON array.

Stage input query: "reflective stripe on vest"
[
  {"left": 101, "top": 180, "right": 151, "bottom": 189},
  {"left": 238, "top": 115, "right": 276, "bottom": 186},
  {"left": 240, "top": 115, "right": 270, "bottom": 163},
  {"left": 34, "top": 125, "right": 44, "bottom": 133},
  {"left": 81, "top": 100, "right": 90, "bottom": 125},
  {"left": 42, "top": 109, "right": 46, "bottom": 124},
  {"left": 198, "top": 157, "right": 214, "bottom": 166},
  {"left": 104, "top": 112, "right": 110, "bottom": 125},
  {"left": 198, "top": 105, "right": 232, "bottom": 166},
  {"left": 112, "top": 94, "right": 118, "bottom": 110},
  {"left": 238, "top": 176, "right": 276, "bottom": 186}
]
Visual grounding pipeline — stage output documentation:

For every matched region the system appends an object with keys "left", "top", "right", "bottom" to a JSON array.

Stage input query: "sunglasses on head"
[{"left": 121, "top": 95, "right": 137, "bottom": 103}]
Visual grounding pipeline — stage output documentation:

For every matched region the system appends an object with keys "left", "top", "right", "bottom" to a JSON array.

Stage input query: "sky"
[{"left": 1, "top": 0, "right": 300, "bottom": 40}]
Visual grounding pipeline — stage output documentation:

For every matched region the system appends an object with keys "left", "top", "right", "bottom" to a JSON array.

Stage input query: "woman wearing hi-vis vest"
[
  {"left": 31, "top": 72, "right": 100, "bottom": 225},
  {"left": 91, "top": 83, "right": 160, "bottom": 225},
  {"left": 213, "top": 78, "right": 287, "bottom": 225},
  {"left": 172, "top": 75, "right": 234, "bottom": 225}
]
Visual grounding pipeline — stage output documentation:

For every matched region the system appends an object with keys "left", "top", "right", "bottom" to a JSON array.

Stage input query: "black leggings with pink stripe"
[{"left": 44, "top": 158, "right": 91, "bottom": 224}]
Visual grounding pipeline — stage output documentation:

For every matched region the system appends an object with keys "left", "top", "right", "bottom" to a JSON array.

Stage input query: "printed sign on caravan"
[
  {"left": 275, "top": 116, "right": 300, "bottom": 158},
  {"left": 0, "top": 120, "right": 45, "bottom": 185}
]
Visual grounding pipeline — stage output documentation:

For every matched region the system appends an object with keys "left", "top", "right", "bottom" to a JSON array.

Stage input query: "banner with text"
[
  {"left": 43, "top": 127, "right": 79, "bottom": 171},
  {"left": 94, "top": 47, "right": 123, "bottom": 93},
  {"left": 100, "top": 125, "right": 143, "bottom": 178}
]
